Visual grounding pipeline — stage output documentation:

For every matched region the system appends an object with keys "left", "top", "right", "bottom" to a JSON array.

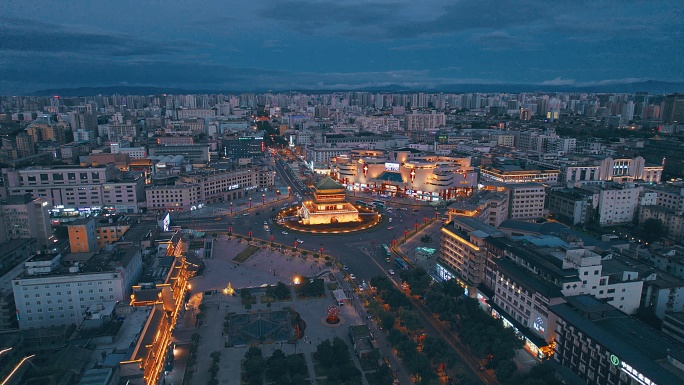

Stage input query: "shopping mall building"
[{"left": 331, "top": 150, "right": 478, "bottom": 202}]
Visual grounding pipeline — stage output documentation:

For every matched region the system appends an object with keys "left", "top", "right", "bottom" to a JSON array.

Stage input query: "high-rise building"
[
  {"left": 68, "top": 218, "right": 97, "bottom": 253},
  {"left": 0, "top": 194, "right": 52, "bottom": 246},
  {"left": 662, "top": 93, "right": 684, "bottom": 123}
]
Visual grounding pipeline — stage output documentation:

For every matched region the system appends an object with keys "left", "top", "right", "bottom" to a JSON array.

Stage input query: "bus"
[
  {"left": 380, "top": 244, "right": 391, "bottom": 257},
  {"left": 395, "top": 257, "right": 409, "bottom": 271},
  {"left": 356, "top": 200, "right": 369, "bottom": 208}
]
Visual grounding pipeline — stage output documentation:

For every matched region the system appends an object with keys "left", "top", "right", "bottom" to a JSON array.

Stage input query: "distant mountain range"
[{"left": 31, "top": 80, "right": 684, "bottom": 97}]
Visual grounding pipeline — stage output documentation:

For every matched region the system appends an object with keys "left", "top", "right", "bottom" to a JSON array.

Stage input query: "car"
[
  {"left": 358, "top": 286, "right": 364, "bottom": 291},
  {"left": 385, "top": 258, "right": 391, "bottom": 263},
  {"left": 296, "top": 239, "right": 304, "bottom": 244},
  {"left": 388, "top": 269, "right": 395, "bottom": 275},
  {"left": 282, "top": 231, "right": 288, "bottom": 235},
  {"left": 264, "top": 221, "right": 268, "bottom": 225},
  {"left": 387, "top": 226, "right": 394, "bottom": 230},
  {"left": 349, "top": 274, "right": 356, "bottom": 280},
  {"left": 343, "top": 265, "right": 349, "bottom": 271},
  {"left": 215, "top": 217, "right": 222, "bottom": 221},
  {"left": 401, "top": 208, "right": 408, "bottom": 211}
]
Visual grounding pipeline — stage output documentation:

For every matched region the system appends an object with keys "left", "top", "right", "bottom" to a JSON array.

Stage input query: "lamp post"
[
  {"left": 262, "top": 193, "right": 266, "bottom": 205},
  {"left": 230, "top": 201, "right": 233, "bottom": 214},
  {"left": 249, "top": 197, "right": 252, "bottom": 209}
]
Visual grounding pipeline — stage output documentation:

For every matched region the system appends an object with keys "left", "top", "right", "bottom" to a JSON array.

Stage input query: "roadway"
[{"left": 172, "top": 150, "right": 495, "bottom": 384}]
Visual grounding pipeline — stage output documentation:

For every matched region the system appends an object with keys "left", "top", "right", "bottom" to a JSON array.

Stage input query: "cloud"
[
  {"left": 389, "top": 43, "right": 439, "bottom": 51},
  {"left": 541, "top": 77, "right": 576, "bottom": 86},
  {"left": 0, "top": 16, "right": 206, "bottom": 57}
]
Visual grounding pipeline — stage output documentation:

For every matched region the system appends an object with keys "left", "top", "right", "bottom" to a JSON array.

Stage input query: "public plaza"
[{"left": 170, "top": 235, "right": 375, "bottom": 385}]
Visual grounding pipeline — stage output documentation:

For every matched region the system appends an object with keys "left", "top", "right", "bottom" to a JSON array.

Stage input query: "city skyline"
[{"left": 1, "top": 0, "right": 683, "bottom": 95}]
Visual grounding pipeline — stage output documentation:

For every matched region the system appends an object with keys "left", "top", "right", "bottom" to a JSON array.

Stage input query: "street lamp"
[
  {"left": 230, "top": 201, "right": 233, "bottom": 214},
  {"left": 249, "top": 197, "right": 252, "bottom": 209},
  {"left": 262, "top": 193, "right": 266, "bottom": 205}
]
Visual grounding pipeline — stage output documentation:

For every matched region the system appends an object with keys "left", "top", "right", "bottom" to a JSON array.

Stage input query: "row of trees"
[
  {"left": 265, "top": 281, "right": 292, "bottom": 300},
  {"left": 424, "top": 279, "right": 523, "bottom": 381},
  {"left": 370, "top": 275, "right": 465, "bottom": 385},
  {"left": 314, "top": 337, "right": 363, "bottom": 385},
  {"left": 265, "top": 349, "right": 308, "bottom": 385},
  {"left": 294, "top": 277, "right": 325, "bottom": 298}
]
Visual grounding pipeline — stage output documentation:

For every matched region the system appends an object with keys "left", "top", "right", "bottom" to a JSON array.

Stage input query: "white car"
[
  {"left": 264, "top": 221, "right": 268, "bottom": 225},
  {"left": 388, "top": 269, "right": 395, "bottom": 275},
  {"left": 349, "top": 274, "right": 356, "bottom": 280},
  {"left": 296, "top": 239, "right": 304, "bottom": 244},
  {"left": 281, "top": 231, "right": 288, "bottom": 235},
  {"left": 343, "top": 265, "right": 349, "bottom": 271}
]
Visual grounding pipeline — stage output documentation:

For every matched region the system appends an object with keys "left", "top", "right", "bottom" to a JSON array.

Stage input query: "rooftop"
[{"left": 550, "top": 295, "right": 684, "bottom": 385}]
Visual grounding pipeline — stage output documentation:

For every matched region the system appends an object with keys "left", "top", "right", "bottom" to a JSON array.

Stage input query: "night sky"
[{"left": 1, "top": 0, "right": 683, "bottom": 94}]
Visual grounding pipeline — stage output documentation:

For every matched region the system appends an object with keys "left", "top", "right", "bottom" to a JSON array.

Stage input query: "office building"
[
  {"left": 223, "top": 135, "right": 265, "bottom": 160},
  {"left": 507, "top": 183, "right": 546, "bottom": 220}
]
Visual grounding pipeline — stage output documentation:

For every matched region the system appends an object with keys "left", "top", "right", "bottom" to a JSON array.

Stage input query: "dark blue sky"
[{"left": 1, "top": 0, "right": 682, "bottom": 94}]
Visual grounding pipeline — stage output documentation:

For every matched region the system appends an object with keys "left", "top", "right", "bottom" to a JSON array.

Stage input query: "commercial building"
[
  {"left": 145, "top": 184, "right": 200, "bottom": 212},
  {"left": 563, "top": 156, "right": 662, "bottom": 184},
  {"left": 0, "top": 193, "right": 52, "bottom": 246},
  {"left": 662, "top": 312, "right": 684, "bottom": 344},
  {"left": 551, "top": 295, "right": 683, "bottom": 385},
  {"left": 12, "top": 245, "right": 143, "bottom": 330},
  {"left": 333, "top": 152, "right": 477, "bottom": 201},
  {"left": 178, "top": 166, "right": 273, "bottom": 203},
  {"left": 2, "top": 164, "right": 145, "bottom": 213},
  {"left": 479, "top": 164, "right": 560, "bottom": 184},
  {"left": 438, "top": 216, "right": 505, "bottom": 287}
]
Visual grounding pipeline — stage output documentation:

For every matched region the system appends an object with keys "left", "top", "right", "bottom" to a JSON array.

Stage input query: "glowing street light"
[
  {"left": 262, "top": 193, "right": 266, "bottom": 205},
  {"left": 230, "top": 201, "right": 233, "bottom": 214},
  {"left": 249, "top": 197, "right": 252, "bottom": 208}
]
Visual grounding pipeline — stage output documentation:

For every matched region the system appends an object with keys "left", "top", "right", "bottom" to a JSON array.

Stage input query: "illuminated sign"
[
  {"left": 609, "top": 354, "right": 656, "bottom": 385},
  {"left": 228, "top": 184, "right": 240, "bottom": 191},
  {"left": 161, "top": 213, "right": 171, "bottom": 232},
  {"left": 385, "top": 162, "right": 400, "bottom": 172}
]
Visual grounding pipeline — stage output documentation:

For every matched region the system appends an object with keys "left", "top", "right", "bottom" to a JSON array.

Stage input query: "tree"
[
  {"left": 332, "top": 337, "right": 350, "bottom": 361},
  {"left": 637, "top": 218, "right": 664, "bottom": 243},
  {"left": 198, "top": 303, "right": 207, "bottom": 313},
  {"left": 274, "top": 281, "right": 290, "bottom": 300},
  {"left": 267, "top": 349, "right": 288, "bottom": 381},
  {"left": 316, "top": 340, "right": 335, "bottom": 368},
  {"left": 241, "top": 287, "right": 252, "bottom": 300},
  {"left": 381, "top": 312, "right": 395, "bottom": 330},
  {"left": 494, "top": 359, "right": 517, "bottom": 380},
  {"left": 399, "top": 308, "right": 423, "bottom": 331},
  {"left": 191, "top": 333, "right": 202, "bottom": 344},
  {"left": 286, "top": 353, "right": 307, "bottom": 377},
  {"left": 210, "top": 351, "right": 221, "bottom": 362}
]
